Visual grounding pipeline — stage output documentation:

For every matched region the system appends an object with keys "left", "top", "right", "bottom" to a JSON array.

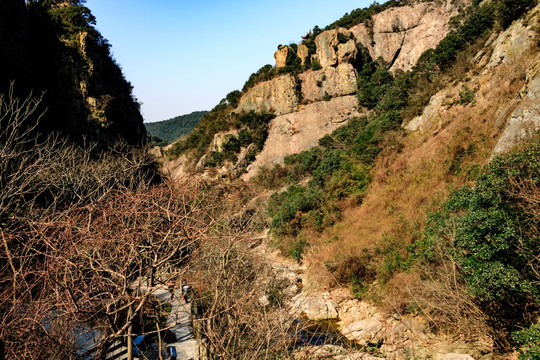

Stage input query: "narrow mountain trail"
[{"left": 153, "top": 286, "right": 199, "bottom": 360}]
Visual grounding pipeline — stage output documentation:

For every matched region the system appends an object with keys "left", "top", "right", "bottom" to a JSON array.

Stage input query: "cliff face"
[
  {"left": 0, "top": 0, "right": 145, "bottom": 144},
  {"left": 350, "top": 0, "right": 466, "bottom": 72},
  {"left": 404, "top": 9, "right": 540, "bottom": 156},
  {"left": 234, "top": 0, "right": 466, "bottom": 177},
  {"left": 164, "top": 0, "right": 470, "bottom": 179}
]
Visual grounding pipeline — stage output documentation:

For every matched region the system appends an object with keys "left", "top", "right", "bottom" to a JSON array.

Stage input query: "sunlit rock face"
[
  {"left": 243, "top": 96, "right": 364, "bottom": 179},
  {"left": 236, "top": 74, "right": 299, "bottom": 116},
  {"left": 350, "top": 0, "right": 465, "bottom": 72}
]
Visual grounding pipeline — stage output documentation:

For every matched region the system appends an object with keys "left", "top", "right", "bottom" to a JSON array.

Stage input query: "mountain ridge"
[{"left": 145, "top": 110, "right": 208, "bottom": 144}]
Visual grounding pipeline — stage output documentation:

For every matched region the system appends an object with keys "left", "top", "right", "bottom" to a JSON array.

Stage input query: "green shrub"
[
  {"left": 242, "top": 64, "right": 275, "bottom": 92},
  {"left": 225, "top": 90, "right": 241, "bottom": 108},
  {"left": 459, "top": 85, "right": 476, "bottom": 105},
  {"left": 357, "top": 59, "right": 394, "bottom": 109},
  {"left": 268, "top": 186, "right": 322, "bottom": 236},
  {"left": 48, "top": 4, "right": 96, "bottom": 32},
  {"left": 498, "top": 0, "right": 536, "bottom": 29},
  {"left": 288, "top": 236, "right": 308, "bottom": 261},
  {"left": 513, "top": 323, "right": 540, "bottom": 360},
  {"left": 420, "top": 138, "right": 540, "bottom": 325}
]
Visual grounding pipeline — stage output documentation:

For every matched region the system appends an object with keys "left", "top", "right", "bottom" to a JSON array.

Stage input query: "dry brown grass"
[{"left": 303, "top": 36, "right": 536, "bottom": 299}]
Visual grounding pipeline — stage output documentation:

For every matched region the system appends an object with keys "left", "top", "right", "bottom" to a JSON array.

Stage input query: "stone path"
[
  {"left": 153, "top": 287, "right": 199, "bottom": 360},
  {"left": 146, "top": 286, "right": 199, "bottom": 360}
]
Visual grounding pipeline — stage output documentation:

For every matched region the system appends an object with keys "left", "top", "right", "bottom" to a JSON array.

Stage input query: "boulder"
[
  {"left": 236, "top": 74, "right": 299, "bottom": 116},
  {"left": 301, "top": 297, "right": 338, "bottom": 321},
  {"left": 341, "top": 319, "right": 383, "bottom": 344},
  {"left": 275, "top": 45, "right": 289, "bottom": 68},
  {"left": 439, "top": 354, "right": 475, "bottom": 360}
]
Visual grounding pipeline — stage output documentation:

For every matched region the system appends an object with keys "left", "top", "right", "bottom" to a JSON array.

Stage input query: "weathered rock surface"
[
  {"left": 487, "top": 17, "right": 536, "bottom": 69},
  {"left": 299, "top": 63, "right": 358, "bottom": 103},
  {"left": 210, "top": 130, "right": 238, "bottom": 152},
  {"left": 314, "top": 28, "right": 356, "bottom": 68},
  {"left": 439, "top": 354, "right": 476, "bottom": 360},
  {"left": 243, "top": 96, "right": 362, "bottom": 178},
  {"left": 274, "top": 46, "right": 289, "bottom": 68},
  {"left": 494, "top": 55, "right": 540, "bottom": 154},
  {"left": 404, "top": 89, "right": 454, "bottom": 132},
  {"left": 297, "top": 44, "right": 309, "bottom": 66},
  {"left": 350, "top": 0, "right": 464, "bottom": 72},
  {"left": 342, "top": 319, "right": 383, "bottom": 345},
  {"left": 236, "top": 74, "right": 298, "bottom": 116},
  {"left": 298, "top": 297, "right": 339, "bottom": 321}
]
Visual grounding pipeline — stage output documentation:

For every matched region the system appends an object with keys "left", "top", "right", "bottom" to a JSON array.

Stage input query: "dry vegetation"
[
  {"left": 0, "top": 88, "right": 323, "bottom": 359},
  {"left": 306, "top": 44, "right": 533, "bottom": 280}
]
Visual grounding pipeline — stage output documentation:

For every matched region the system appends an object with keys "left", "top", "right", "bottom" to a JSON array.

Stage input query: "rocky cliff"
[
  {"left": 234, "top": 0, "right": 467, "bottom": 177},
  {"left": 0, "top": 0, "right": 145, "bottom": 144},
  {"left": 164, "top": 0, "right": 470, "bottom": 178}
]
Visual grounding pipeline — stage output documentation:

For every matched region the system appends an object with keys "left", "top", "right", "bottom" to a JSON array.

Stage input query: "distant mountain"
[{"left": 145, "top": 111, "right": 208, "bottom": 144}]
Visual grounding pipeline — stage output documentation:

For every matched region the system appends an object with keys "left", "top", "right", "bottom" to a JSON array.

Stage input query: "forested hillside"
[{"left": 145, "top": 110, "right": 208, "bottom": 144}]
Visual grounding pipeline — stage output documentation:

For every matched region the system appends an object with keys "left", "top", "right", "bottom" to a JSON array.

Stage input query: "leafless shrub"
[
  {"left": 189, "top": 236, "right": 296, "bottom": 359},
  {"left": 0, "top": 88, "right": 216, "bottom": 359},
  {"left": 384, "top": 238, "right": 492, "bottom": 341}
]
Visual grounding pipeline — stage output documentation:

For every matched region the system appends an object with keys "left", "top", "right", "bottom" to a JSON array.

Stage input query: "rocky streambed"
[{"left": 254, "top": 241, "right": 494, "bottom": 360}]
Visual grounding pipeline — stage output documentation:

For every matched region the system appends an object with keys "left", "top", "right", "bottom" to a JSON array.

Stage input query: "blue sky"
[{"left": 85, "top": 0, "right": 371, "bottom": 123}]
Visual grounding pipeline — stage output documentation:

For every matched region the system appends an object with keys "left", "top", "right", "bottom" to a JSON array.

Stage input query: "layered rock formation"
[
  {"left": 244, "top": 96, "right": 363, "bottom": 178},
  {"left": 236, "top": 74, "right": 299, "bottom": 116},
  {"left": 350, "top": 0, "right": 467, "bottom": 72},
  {"left": 169, "top": 0, "right": 469, "bottom": 179},
  {"left": 276, "top": 0, "right": 466, "bottom": 73},
  {"left": 299, "top": 64, "right": 358, "bottom": 103}
]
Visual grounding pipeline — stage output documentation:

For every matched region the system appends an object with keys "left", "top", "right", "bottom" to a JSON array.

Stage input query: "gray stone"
[
  {"left": 302, "top": 297, "right": 339, "bottom": 321},
  {"left": 439, "top": 354, "right": 475, "bottom": 360}
]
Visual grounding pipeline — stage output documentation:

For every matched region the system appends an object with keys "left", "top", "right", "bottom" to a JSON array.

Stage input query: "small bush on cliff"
[{"left": 242, "top": 64, "right": 275, "bottom": 92}]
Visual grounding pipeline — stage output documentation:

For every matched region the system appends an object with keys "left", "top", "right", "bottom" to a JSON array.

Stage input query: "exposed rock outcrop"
[
  {"left": 350, "top": 0, "right": 465, "bottom": 72},
  {"left": 236, "top": 74, "right": 299, "bottom": 116},
  {"left": 313, "top": 28, "right": 357, "bottom": 68},
  {"left": 244, "top": 95, "right": 363, "bottom": 178},
  {"left": 274, "top": 46, "right": 289, "bottom": 68},
  {"left": 294, "top": 296, "right": 339, "bottom": 321},
  {"left": 297, "top": 44, "right": 309, "bottom": 66},
  {"left": 486, "top": 17, "right": 536, "bottom": 69},
  {"left": 299, "top": 63, "right": 358, "bottom": 103},
  {"left": 494, "top": 55, "right": 540, "bottom": 154}
]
